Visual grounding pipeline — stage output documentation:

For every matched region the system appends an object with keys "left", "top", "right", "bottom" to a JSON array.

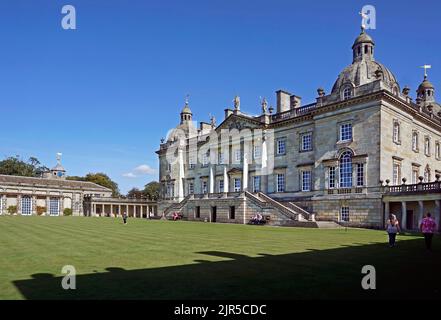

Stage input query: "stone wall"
[
  {"left": 380, "top": 101, "right": 441, "bottom": 184},
  {"left": 312, "top": 196, "right": 383, "bottom": 228}
]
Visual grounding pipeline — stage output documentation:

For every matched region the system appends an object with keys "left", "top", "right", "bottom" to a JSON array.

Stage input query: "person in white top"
[{"left": 386, "top": 214, "right": 401, "bottom": 247}]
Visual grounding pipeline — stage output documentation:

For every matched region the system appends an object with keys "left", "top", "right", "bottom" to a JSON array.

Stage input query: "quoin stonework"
[{"left": 157, "top": 27, "right": 441, "bottom": 230}]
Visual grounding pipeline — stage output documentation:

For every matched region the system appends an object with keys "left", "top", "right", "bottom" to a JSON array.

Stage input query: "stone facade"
[
  {"left": 156, "top": 28, "right": 441, "bottom": 229},
  {"left": 0, "top": 156, "right": 120, "bottom": 217},
  {"left": 0, "top": 174, "right": 112, "bottom": 216}
]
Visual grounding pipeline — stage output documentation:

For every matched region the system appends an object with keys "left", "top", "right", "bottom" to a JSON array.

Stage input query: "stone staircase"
[
  {"left": 255, "top": 192, "right": 308, "bottom": 222},
  {"left": 162, "top": 192, "right": 329, "bottom": 228},
  {"left": 244, "top": 192, "right": 316, "bottom": 226},
  {"left": 163, "top": 195, "right": 191, "bottom": 218}
]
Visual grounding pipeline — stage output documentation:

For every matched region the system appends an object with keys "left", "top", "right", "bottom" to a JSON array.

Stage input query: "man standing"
[
  {"left": 420, "top": 213, "right": 437, "bottom": 250},
  {"left": 122, "top": 211, "right": 128, "bottom": 225}
]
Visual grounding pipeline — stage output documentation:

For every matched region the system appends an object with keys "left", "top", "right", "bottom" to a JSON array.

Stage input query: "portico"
[
  {"left": 84, "top": 196, "right": 158, "bottom": 218},
  {"left": 383, "top": 180, "right": 441, "bottom": 231}
]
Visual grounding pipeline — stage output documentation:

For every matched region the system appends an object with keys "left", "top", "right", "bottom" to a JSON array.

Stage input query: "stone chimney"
[{"left": 276, "top": 90, "right": 291, "bottom": 113}]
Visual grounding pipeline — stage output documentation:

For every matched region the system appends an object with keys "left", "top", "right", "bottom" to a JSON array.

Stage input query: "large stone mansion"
[{"left": 157, "top": 27, "right": 441, "bottom": 230}]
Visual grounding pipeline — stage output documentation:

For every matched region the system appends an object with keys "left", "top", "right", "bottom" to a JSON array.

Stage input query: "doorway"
[
  {"left": 211, "top": 206, "right": 217, "bottom": 223},
  {"left": 406, "top": 210, "right": 414, "bottom": 230}
]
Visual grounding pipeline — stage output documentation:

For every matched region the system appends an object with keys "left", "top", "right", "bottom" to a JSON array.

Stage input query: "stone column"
[
  {"left": 17, "top": 195, "right": 22, "bottom": 215},
  {"left": 31, "top": 196, "right": 37, "bottom": 215},
  {"left": 0, "top": 194, "right": 5, "bottom": 215},
  {"left": 177, "top": 148, "right": 185, "bottom": 201},
  {"left": 59, "top": 197, "right": 64, "bottom": 216},
  {"left": 418, "top": 200, "right": 424, "bottom": 227},
  {"left": 243, "top": 152, "right": 248, "bottom": 192},
  {"left": 261, "top": 137, "right": 268, "bottom": 193},
  {"left": 223, "top": 166, "right": 229, "bottom": 195},
  {"left": 384, "top": 201, "right": 390, "bottom": 227},
  {"left": 435, "top": 200, "right": 441, "bottom": 232},
  {"left": 111, "top": 204, "right": 114, "bottom": 217},
  {"left": 209, "top": 165, "right": 215, "bottom": 194},
  {"left": 401, "top": 201, "right": 407, "bottom": 230},
  {"left": 78, "top": 193, "right": 84, "bottom": 216},
  {"left": 46, "top": 196, "right": 50, "bottom": 216}
]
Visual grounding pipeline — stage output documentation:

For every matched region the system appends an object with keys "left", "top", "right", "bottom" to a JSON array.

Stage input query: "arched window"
[
  {"left": 343, "top": 87, "right": 352, "bottom": 100},
  {"left": 339, "top": 151, "right": 353, "bottom": 188},
  {"left": 49, "top": 197, "right": 60, "bottom": 216},
  {"left": 21, "top": 195, "right": 32, "bottom": 215}
]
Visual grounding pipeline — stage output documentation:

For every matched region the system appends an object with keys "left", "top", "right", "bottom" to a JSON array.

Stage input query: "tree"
[
  {"left": 67, "top": 173, "right": 120, "bottom": 197},
  {"left": 127, "top": 188, "right": 144, "bottom": 198},
  {"left": 0, "top": 156, "right": 48, "bottom": 177},
  {"left": 143, "top": 181, "right": 160, "bottom": 200}
]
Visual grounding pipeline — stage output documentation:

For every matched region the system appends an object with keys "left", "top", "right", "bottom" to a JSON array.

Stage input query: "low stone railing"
[
  {"left": 326, "top": 187, "right": 365, "bottom": 195},
  {"left": 382, "top": 180, "right": 441, "bottom": 194}
]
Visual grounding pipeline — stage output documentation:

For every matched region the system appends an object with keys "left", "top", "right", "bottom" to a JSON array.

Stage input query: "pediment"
[{"left": 216, "top": 114, "right": 262, "bottom": 132}]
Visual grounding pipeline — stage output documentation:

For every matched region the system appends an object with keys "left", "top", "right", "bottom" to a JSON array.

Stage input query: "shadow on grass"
[{"left": 13, "top": 238, "right": 441, "bottom": 300}]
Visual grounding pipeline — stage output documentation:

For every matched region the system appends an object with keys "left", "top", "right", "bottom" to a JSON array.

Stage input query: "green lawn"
[{"left": 0, "top": 216, "right": 440, "bottom": 299}]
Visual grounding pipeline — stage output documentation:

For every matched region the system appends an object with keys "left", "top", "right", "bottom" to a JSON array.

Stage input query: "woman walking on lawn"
[
  {"left": 386, "top": 214, "right": 400, "bottom": 247},
  {"left": 420, "top": 213, "right": 437, "bottom": 250}
]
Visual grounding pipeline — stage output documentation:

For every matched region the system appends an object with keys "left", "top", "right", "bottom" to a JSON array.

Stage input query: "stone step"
[{"left": 315, "top": 221, "right": 343, "bottom": 229}]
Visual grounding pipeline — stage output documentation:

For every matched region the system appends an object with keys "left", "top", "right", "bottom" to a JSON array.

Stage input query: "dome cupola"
[
  {"left": 180, "top": 96, "right": 192, "bottom": 124},
  {"left": 417, "top": 76, "right": 435, "bottom": 103},
  {"left": 352, "top": 27, "right": 375, "bottom": 63},
  {"left": 331, "top": 28, "right": 400, "bottom": 98}
]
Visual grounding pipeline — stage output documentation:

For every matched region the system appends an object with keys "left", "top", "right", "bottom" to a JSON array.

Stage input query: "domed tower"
[
  {"left": 417, "top": 76, "right": 435, "bottom": 103},
  {"left": 168, "top": 96, "right": 197, "bottom": 141},
  {"left": 44, "top": 153, "right": 66, "bottom": 179},
  {"left": 352, "top": 28, "right": 375, "bottom": 63},
  {"left": 416, "top": 73, "right": 441, "bottom": 115},
  {"left": 180, "top": 96, "right": 193, "bottom": 125},
  {"left": 331, "top": 28, "right": 400, "bottom": 101}
]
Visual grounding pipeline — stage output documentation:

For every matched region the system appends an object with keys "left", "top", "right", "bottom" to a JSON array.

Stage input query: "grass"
[{"left": 0, "top": 216, "right": 440, "bottom": 299}]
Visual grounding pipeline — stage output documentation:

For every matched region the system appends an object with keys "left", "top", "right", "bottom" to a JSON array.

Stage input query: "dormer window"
[{"left": 343, "top": 87, "right": 353, "bottom": 100}]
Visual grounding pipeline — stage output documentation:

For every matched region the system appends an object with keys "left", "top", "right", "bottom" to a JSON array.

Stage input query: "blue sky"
[{"left": 0, "top": 0, "right": 440, "bottom": 193}]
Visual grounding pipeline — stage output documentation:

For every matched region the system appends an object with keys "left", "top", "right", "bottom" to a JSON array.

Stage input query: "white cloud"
[
  {"left": 134, "top": 164, "right": 157, "bottom": 175},
  {"left": 123, "top": 164, "right": 157, "bottom": 178},
  {"left": 122, "top": 172, "right": 137, "bottom": 178}
]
